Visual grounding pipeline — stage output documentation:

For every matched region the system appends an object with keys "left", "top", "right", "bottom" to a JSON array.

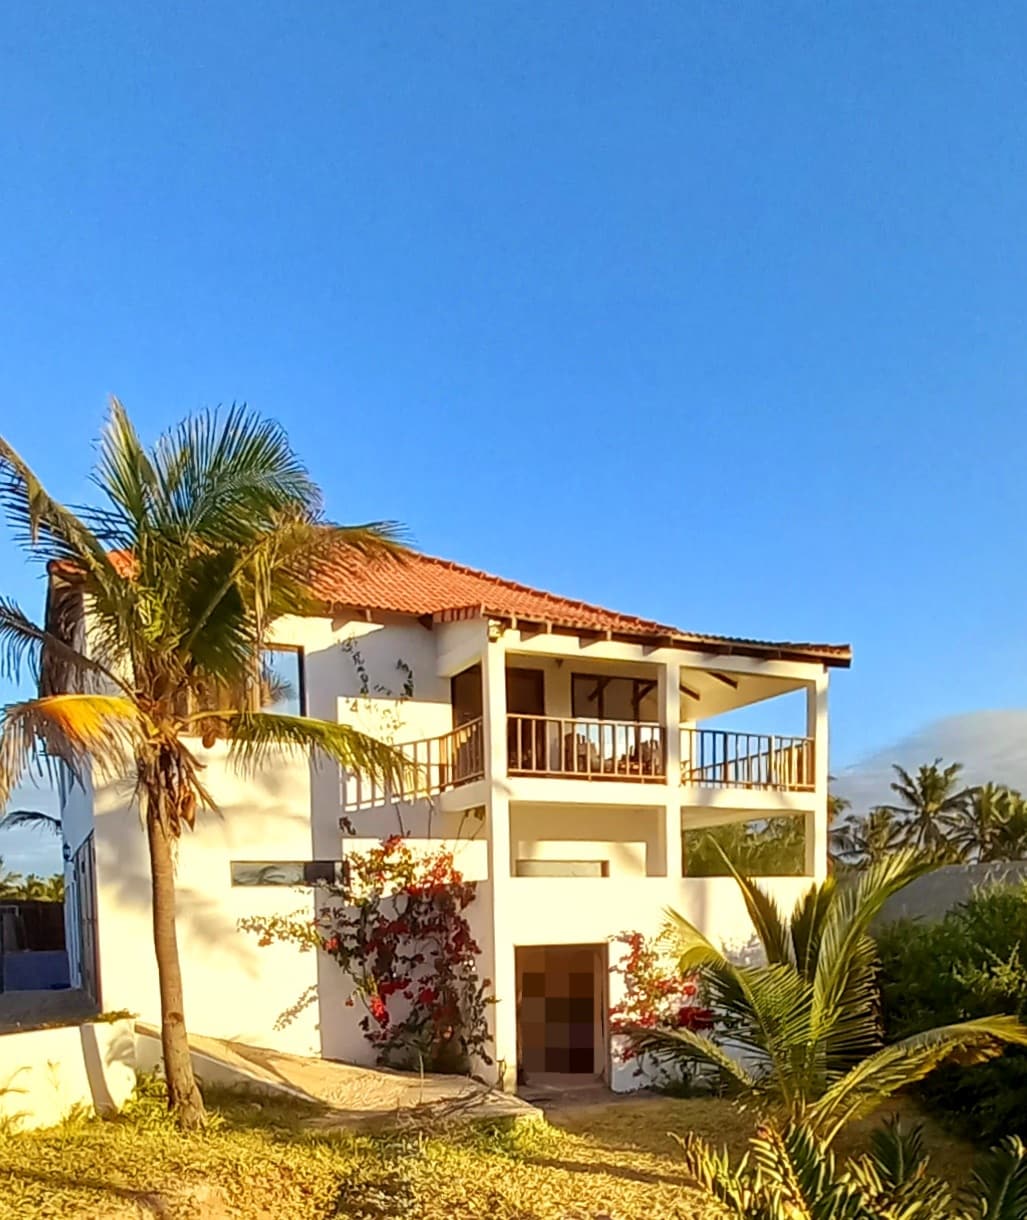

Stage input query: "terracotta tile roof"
[{"left": 311, "top": 550, "right": 852, "bottom": 667}]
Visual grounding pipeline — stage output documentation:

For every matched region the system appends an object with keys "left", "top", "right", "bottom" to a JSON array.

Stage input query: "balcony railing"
[
  {"left": 508, "top": 714, "right": 666, "bottom": 781},
  {"left": 342, "top": 717, "right": 485, "bottom": 808},
  {"left": 681, "top": 728, "right": 814, "bottom": 792}
]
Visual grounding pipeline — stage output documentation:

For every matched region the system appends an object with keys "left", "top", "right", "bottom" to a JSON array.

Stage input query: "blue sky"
[{"left": 2, "top": 2, "right": 1026, "bottom": 870}]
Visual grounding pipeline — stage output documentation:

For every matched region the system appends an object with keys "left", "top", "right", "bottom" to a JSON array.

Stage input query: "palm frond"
[
  {"left": 789, "top": 878, "right": 835, "bottom": 981},
  {"left": 710, "top": 840, "right": 793, "bottom": 966},
  {"left": 0, "top": 596, "right": 128, "bottom": 694},
  {"left": 0, "top": 694, "right": 148, "bottom": 806},
  {"left": 811, "top": 850, "right": 935, "bottom": 1056},
  {"left": 808, "top": 1015, "right": 1027, "bottom": 1141},
  {"left": 208, "top": 711, "right": 411, "bottom": 789},
  {"left": 663, "top": 906, "right": 732, "bottom": 974},
  {"left": 967, "top": 1136, "right": 1027, "bottom": 1220},
  {"left": 622, "top": 1021, "right": 756, "bottom": 1094},
  {"left": 674, "top": 1131, "right": 753, "bottom": 1215},
  {"left": 148, "top": 403, "right": 321, "bottom": 540},
  {"left": 90, "top": 396, "right": 159, "bottom": 541},
  {"left": 864, "top": 1116, "right": 931, "bottom": 1191},
  {"left": 0, "top": 809, "right": 61, "bottom": 835},
  {"left": 0, "top": 435, "right": 122, "bottom": 574}
]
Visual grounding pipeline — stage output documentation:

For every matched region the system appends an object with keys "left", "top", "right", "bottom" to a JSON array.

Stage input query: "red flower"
[
  {"left": 369, "top": 995, "right": 388, "bottom": 1025},
  {"left": 417, "top": 986, "right": 436, "bottom": 1006}
]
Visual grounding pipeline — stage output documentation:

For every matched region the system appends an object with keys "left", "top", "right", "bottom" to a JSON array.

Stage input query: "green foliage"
[
  {"left": 0, "top": 400, "right": 411, "bottom": 1125},
  {"left": 685, "top": 816, "right": 806, "bottom": 876},
  {"left": 832, "top": 760, "right": 1027, "bottom": 870},
  {"left": 878, "top": 884, "right": 1027, "bottom": 1145},
  {"left": 0, "top": 858, "right": 62, "bottom": 901},
  {"left": 626, "top": 849, "right": 1027, "bottom": 1141},
  {"left": 679, "top": 1116, "right": 1027, "bottom": 1219},
  {"left": 241, "top": 836, "right": 493, "bottom": 1075}
]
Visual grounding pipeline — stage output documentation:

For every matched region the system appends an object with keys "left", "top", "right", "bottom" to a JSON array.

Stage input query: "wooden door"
[{"left": 507, "top": 668, "right": 545, "bottom": 770}]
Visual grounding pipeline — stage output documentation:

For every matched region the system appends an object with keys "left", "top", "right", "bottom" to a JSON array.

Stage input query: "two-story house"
[{"left": 58, "top": 551, "right": 850, "bottom": 1093}]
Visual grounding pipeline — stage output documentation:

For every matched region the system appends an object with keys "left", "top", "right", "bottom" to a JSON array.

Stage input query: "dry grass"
[{"left": 0, "top": 1084, "right": 980, "bottom": 1220}]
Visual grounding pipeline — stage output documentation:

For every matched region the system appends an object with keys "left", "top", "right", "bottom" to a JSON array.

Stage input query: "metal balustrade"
[{"left": 680, "top": 728, "right": 814, "bottom": 791}]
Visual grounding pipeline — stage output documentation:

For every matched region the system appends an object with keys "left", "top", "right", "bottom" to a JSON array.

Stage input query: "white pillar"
[
  {"left": 481, "top": 633, "right": 517, "bottom": 1089},
  {"left": 661, "top": 659, "right": 683, "bottom": 879},
  {"left": 805, "top": 669, "right": 829, "bottom": 880}
]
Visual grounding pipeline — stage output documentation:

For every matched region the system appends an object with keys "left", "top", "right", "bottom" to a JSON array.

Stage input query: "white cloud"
[{"left": 833, "top": 709, "right": 1027, "bottom": 814}]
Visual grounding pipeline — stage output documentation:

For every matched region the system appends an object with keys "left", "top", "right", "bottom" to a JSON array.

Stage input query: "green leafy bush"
[{"left": 878, "top": 883, "right": 1027, "bottom": 1143}]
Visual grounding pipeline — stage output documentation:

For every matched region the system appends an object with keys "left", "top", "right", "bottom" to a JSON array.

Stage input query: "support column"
[
  {"left": 660, "top": 659, "right": 683, "bottom": 879},
  {"left": 481, "top": 634, "right": 517, "bottom": 1089},
  {"left": 805, "top": 668, "right": 830, "bottom": 880}
]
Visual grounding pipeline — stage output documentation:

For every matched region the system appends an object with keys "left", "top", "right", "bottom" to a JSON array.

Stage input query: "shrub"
[
  {"left": 877, "top": 882, "right": 1027, "bottom": 1143},
  {"left": 241, "top": 836, "right": 492, "bottom": 1075}
]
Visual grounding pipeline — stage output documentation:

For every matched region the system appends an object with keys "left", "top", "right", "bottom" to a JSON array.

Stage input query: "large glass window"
[
  {"left": 571, "top": 675, "right": 658, "bottom": 722},
  {"left": 262, "top": 646, "right": 305, "bottom": 716}
]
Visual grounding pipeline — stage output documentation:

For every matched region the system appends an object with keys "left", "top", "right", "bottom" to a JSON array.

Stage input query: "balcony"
[
  {"left": 342, "top": 718, "right": 485, "bottom": 808},
  {"left": 342, "top": 718, "right": 815, "bottom": 809},
  {"left": 508, "top": 714, "right": 665, "bottom": 781},
  {"left": 681, "top": 728, "right": 814, "bottom": 792}
]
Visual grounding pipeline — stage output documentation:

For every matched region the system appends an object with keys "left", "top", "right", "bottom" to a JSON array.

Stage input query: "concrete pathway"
[
  {"left": 139, "top": 1026, "right": 541, "bottom": 1130},
  {"left": 0, "top": 987, "right": 97, "bottom": 1034}
]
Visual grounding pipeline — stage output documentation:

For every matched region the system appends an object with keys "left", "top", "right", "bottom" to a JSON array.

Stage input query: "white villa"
[{"left": 57, "top": 552, "right": 850, "bottom": 1094}]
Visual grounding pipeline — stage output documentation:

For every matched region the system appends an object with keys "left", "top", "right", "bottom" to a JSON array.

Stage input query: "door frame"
[{"left": 515, "top": 942, "right": 609, "bottom": 1084}]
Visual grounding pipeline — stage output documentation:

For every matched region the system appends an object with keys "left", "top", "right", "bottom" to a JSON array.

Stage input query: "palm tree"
[
  {"left": 0, "top": 855, "right": 24, "bottom": 898},
  {"left": 0, "top": 809, "right": 61, "bottom": 835},
  {"left": 885, "top": 759, "right": 972, "bottom": 857},
  {"left": 831, "top": 806, "right": 906, "bottom": 869},
  {"left": 19, "top": 873, "right": 48, "bottom": 900},
  {"left": 948, "top": 784, "right": 1027, "bottom": 863},
  {"left": 626, "top": 849, "right": 1027, "bottom": 1141},
  {"left": 0, "top": 399, "right": 409, "bottom": 1128},
  {"left": 680, "top": 1117, "right": 1027, "bottom": 1219},
  {"left": 39, "top": 873, "right": 64, "bottom": 902}
]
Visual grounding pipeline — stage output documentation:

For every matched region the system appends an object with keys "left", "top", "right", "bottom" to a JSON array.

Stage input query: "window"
[
  {"left": 262, "top": 646, "right": 305, "bottom": 716},
  {"left": 571, "top": 675, "right": 658, "bottom": 722},
  {"left": 451, "top": 664, "right": 483, "bottom": 726},
  {"left": 230, "top": 860, "right": 345, "bottom": 887},
  {"left": 515, "top": 859, "right": 609, "bottom": 878}
]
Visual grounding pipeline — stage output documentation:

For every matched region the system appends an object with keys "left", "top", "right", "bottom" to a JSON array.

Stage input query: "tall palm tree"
[
  {"left": 948, "top": 784, "right": 1027, "bottom": 863},
  {"left": 39, "top": 873, "right": 64, "bottom": 902},
  {"left": 19, "top": 873, "right": 48, "bottom": 900},
  {"left": 626, "top": 849, "right": 1027, "bottom": 1141},
  {"left": 885, "top": 759, "right": 972, "bottom": 857},
  {"left": 0, "top": 855, "right": 24, "bottom": 898},
  {"left": 831, "top": 806, "right": 906, "bottom": 869},
  {"left": 0, "top": 399, "right": 409, "bottom": 1128}
]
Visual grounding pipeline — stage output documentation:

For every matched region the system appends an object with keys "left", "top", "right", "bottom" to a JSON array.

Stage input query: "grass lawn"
[{"left": 0, "top": 1081, "right": 979, "bottom": 1220}]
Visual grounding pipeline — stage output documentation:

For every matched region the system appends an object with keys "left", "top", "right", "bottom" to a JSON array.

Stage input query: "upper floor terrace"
[{"left": 342, "top": 637, "right": 832, "bottom": 811}]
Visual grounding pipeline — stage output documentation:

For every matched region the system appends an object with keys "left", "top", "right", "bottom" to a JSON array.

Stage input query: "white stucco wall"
[
  {"left": 87, "top": 614, "right": 490, "bottom": 1063},
  {"left": 0, "top": 1018, "right": 136, "bottom": 1131},
  {"left": 82, "top": 610, "right": 830, "bottom": 1086}
]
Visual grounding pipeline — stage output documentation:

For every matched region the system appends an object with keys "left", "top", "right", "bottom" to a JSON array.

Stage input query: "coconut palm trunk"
[{"left": 146, "top": 795, "right": 204, "bottom": 1127}]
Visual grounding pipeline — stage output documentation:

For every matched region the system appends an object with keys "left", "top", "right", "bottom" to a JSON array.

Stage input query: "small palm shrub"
[
  {"left": 680, "top": 1116, "right": 1027, "bottom": 1219},
  {"left": 878, "top": 883, "right": 1027, "bottom": 1144},
  {"left": 626, "top": 849, "right": 1027, "bottom": 1140}
]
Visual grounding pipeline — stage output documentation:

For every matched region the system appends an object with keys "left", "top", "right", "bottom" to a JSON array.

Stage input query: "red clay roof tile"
[{"left": 310, "top": 550, "right": 851, "bottom": 667}]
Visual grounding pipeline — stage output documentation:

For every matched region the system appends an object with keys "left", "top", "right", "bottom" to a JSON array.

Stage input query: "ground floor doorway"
[{"left": 515, "top": 944, "right": 607, "bottom": 1094}]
